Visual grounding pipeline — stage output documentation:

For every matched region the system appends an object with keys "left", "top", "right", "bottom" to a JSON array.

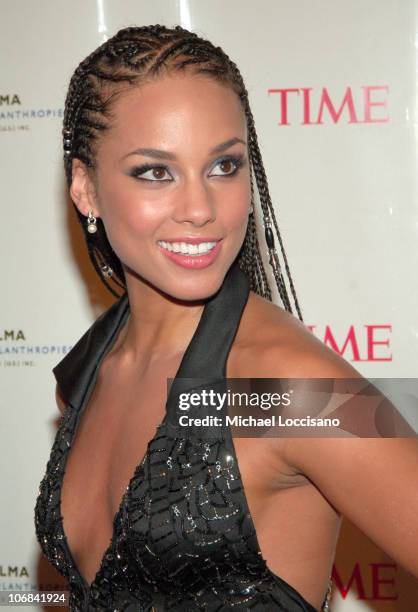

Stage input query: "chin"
[
  {"left": 150, "top": 261, "right": 229, "bottom": 301},
  {"left": 162, "top": 272, "right": 225, "bottom": 303}
]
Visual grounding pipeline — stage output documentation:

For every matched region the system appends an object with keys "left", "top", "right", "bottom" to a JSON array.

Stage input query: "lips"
[
  {"left": 157, "top": 238, "right": 223, "bottom": 270},
  {"left": 157, "top": 240, "right": 218, "bottom": 256}
]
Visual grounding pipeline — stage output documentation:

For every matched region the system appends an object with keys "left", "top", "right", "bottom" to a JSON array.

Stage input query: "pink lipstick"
[{"left": 157, "top": 238, "right": 223, "bottom": 269}]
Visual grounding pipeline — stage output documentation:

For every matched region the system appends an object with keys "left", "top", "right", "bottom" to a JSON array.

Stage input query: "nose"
[{"left": 172, "top": 177, "right": 216, "bottom": 227}]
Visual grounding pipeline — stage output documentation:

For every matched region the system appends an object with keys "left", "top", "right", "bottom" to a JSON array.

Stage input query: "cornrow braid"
[{"left": 62, "top": 24, "right": 303, "bottom": 320}]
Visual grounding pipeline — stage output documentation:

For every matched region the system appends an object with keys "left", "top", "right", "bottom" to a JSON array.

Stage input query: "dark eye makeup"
[{"left": 127, "top": 154, "right": 247, "bottom": 182}]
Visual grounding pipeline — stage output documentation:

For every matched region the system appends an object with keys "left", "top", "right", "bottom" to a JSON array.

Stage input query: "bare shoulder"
[
  {"left": 229, "top": 288, "right": 363, "bottom": 470},
  {"left": 230, "top": 292, "right": 418, "bottom": 579},
  {"left": 229, "top": 288, "right": 365, "bottom": 472},
  {"left": 231, "top": 289, "right": 362, "bottom": 379}
]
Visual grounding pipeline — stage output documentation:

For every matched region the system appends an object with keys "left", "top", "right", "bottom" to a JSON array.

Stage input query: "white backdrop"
[{"left": 1, "top": 1, "right": 417, "bottom": 609}]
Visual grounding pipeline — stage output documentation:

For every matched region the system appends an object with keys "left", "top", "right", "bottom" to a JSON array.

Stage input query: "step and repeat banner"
[{"left": 1, "top": 1, "right": 417, "bottom": 610}]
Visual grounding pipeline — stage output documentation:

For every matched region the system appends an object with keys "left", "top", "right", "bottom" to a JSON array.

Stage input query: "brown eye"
[
  {"left": 152, "top": 167, "right": 167, "bottom": 180},
  {"left": 130, "top": 165, "right": 172, "bottom": 182},
  {"left": 210, "top": 156, "right": 243, "bottom": 177},
  {"left": 220, "top": 160, "right": 233, "bottom": 173}
]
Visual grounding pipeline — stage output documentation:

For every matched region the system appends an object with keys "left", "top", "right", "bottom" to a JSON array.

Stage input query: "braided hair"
[{"left": 62, "top": 24, "right": 303, "bottom": 321}]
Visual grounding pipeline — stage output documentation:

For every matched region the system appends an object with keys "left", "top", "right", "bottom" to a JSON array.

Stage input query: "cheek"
[
  {"left": 97, "top": 180, "right": 169, "bottom": 254},
  {"left": 222, "top": 181, "right": 251, "bottom": 230}
]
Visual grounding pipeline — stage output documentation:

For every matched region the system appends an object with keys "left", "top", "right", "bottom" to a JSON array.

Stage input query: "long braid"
[
  {"left": 62, "top": 24, "right": 303, "bottom": 319},
  {"left": 237, "top": 167, "right": 272, "bottom": 299},
  {"left": 245, "top": 103, "right": 303, "bottom": 319}
]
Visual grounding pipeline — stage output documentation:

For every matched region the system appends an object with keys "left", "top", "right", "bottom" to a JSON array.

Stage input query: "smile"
[{"left": 157, "top": 240, "right": 218, "bottom": 256}]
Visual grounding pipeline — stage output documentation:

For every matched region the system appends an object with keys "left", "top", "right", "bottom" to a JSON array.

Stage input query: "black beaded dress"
[{"left": 34, "top": 261, "right": 332, "bottom": 611}]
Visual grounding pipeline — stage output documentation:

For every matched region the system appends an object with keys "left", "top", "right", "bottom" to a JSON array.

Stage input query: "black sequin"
[{"left": 34, "top": 262, "right": 332, "bottom": 611}]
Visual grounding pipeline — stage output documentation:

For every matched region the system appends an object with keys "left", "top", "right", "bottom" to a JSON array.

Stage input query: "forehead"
[{"left": 104, "top": 73, "right": 246, "bottom": 151}]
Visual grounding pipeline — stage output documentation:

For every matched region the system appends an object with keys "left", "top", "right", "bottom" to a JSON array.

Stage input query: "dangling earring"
[
  {"left": 101, "top": 263, "right": 113, "bottom": 278},
  {"left": 264, "top": 216, "right": 292, "bottom": 311},
  {"left": 264, "top": 217, "right": 284, "bottom": 285},
  {"left": 86, "top": 208, "right": 97, "bottom": 234}
]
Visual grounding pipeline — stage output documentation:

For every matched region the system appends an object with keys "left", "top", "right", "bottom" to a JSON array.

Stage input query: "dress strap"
[
  {"left": 52, "top": 293, "right": 129, "bottom": 409},
  {"left": 52, "top": 260, "right": 249, "bottom": 411},
  {"left": 169, "top": 260, "right": 249, "bottom": 384}
]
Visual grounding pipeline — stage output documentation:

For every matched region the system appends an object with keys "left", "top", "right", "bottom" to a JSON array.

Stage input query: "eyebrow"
[{"left": 122, "top": 137, "right": 247, "bottom": 161}]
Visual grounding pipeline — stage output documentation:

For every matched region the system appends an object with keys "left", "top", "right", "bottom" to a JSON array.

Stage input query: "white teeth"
[{"left": 158, "top": 240, "right": 218, "bottom": 255}]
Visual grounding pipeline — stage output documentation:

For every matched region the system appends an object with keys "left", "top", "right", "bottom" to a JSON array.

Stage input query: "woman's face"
[{"left": 73, "top": 72, "right": 251, "bottom": 301}]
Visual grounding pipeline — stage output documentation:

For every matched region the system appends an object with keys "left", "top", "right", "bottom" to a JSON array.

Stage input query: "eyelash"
[{"left": 128, "top": 155, "right": 245, "bottom": 182}]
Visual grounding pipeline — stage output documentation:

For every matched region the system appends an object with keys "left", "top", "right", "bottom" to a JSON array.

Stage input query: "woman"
[{"left": 34, "top": 25, "right": 418, "bottom": 611}]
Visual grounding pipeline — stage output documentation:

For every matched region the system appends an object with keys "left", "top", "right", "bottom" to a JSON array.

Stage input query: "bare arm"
[
  {"left": 238, "top": 298, "right": 418, "bottom": 579},
  {"left": 282, "top": 356, "right": 418, "bottom": 580},
  {"left": 286, "top": 435, "right": 418, "bottom": 579}
]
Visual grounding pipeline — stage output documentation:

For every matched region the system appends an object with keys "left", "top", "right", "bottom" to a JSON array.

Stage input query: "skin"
[{"left": 60, "top": 72, "right": 418, "bottom": 610}]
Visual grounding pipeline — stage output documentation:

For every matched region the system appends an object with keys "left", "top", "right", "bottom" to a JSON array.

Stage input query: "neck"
[{"left": 115, "top": 270, "right": 207, "bottom": 364}]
